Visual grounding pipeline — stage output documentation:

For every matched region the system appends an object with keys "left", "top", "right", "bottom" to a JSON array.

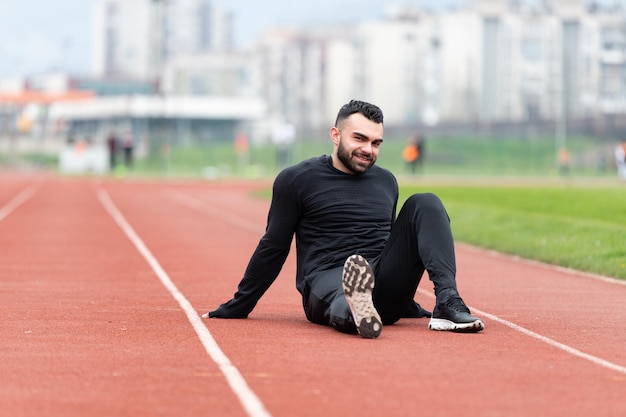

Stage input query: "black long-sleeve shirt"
[{"left": 210, "top": 155, "right": 398, "bottom": 318}]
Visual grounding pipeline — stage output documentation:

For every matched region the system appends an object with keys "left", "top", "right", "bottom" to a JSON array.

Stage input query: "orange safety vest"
[{"left": 403, "top": 145, "right": 419, "bottom": 163}]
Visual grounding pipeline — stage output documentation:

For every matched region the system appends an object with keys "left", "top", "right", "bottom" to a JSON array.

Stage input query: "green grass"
[{"left": 399, "top": 183, "right": 626, "bottom": 280}]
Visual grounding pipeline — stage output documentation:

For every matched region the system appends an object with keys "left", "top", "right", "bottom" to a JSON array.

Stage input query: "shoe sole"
[
  {"left": 428, "top": 318, "right": 485, "bottom": 333},
  {"left": 342, "top": 255, "right": 382, "bottom": 339}
]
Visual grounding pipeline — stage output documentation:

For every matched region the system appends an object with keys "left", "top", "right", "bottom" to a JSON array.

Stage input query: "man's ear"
[{"left": 329, "top": 127, "right": 340, "bottom": 145}]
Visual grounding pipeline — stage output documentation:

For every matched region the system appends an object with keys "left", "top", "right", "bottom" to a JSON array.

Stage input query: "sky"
[{"left": 0, "top": 0, "right": 623, "bottom": 79}]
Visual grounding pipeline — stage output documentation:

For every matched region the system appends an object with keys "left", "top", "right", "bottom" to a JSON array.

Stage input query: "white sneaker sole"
[
  {"left": 428, "top": 317, "right": 485, "bottom": 333},
  {"left": 342, "top": 255, "right": 382, "bottom": 339}
]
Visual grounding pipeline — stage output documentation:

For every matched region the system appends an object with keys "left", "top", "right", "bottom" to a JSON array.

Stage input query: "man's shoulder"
[
  {"left": 274, "top": 156, "right": 327, "bottom": 187},
  {"left": 277, "top": 156, "right": 326, "bottom": 177},
  {"left": 294, "top": 155, "right": 327, "bottom": 170}
]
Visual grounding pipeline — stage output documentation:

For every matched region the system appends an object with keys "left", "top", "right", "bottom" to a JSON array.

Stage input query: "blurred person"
[
  {"left": 598, "top": 153, "right": 607, "bottom": 174},
  {"left": 272, "top": 122, "right": 296, "bottom": 168},
  {"left": 203, "top": 100, "right": 484, "bottom": 338},
  {"left": 122, "top": 131, "right": 135, "bottom": 168},
  {"left": 402, "top": 131, "right": 425, "bottom": 174},
  {"left": 615, "top": 141, "right": 626, "bottom": 180},
  {"left": 106, "top": 131, "right": 118, "bottom": 170},
  {"left": 557, "top": 146, "right": 570, "bottom": 176},
  {"left": 234, "top": 131, "right": 250, "bottom": 173}
]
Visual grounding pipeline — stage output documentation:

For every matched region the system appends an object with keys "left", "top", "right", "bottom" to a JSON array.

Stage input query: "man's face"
[{"left": 330, "top": 113, "right": 384, "bottom": 175}]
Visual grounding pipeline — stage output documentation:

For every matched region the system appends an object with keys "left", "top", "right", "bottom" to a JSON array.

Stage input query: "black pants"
[{"left": 303, "top": 193, "right": 458, "bottom": 334}]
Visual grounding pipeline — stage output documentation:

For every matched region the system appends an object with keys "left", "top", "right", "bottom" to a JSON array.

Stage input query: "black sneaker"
[
  {"left": 342, "top": 255, "right": 382, "bottom": 339},
  {"left": 428, "top": 289, "right": 484, "bottom": 333}
]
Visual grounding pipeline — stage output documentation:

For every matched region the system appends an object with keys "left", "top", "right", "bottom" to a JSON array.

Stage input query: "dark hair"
[{"left": 335, "top": 99, "right": 384, "bottom": 127}]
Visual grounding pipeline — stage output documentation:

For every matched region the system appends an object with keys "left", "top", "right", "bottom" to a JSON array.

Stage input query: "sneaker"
[
  {"left": 342, "top": 255, "right": 382, "bottom": 339},
  {"left": 428, "top": 289, "right": 484, "bottom": 333}
]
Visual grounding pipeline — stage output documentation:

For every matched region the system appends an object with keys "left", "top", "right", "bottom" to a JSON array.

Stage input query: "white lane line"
[
  {"left": 163, "top": 189, "right": 264, "bottom": 234},
  {"left": 418, "top": 289, "right": 626, "bottom": 375},
  {"left": 166, "top": 188, "right": 626, "bottom": 376},
  {"left": 97, "top": 188, "right": 272, "bottom": 417},
  {"left": 0, "top": 186, "right": 37, "bottom": 222}
]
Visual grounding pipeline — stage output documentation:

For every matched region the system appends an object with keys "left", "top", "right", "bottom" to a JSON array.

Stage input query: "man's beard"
[{"left": 337, "top": 139, "right": 375, "bottom": 174}]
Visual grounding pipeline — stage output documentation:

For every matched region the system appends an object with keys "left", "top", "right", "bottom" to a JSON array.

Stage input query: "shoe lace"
[{"left": 444, "top": 294, "right": 470, "bottom": 314}]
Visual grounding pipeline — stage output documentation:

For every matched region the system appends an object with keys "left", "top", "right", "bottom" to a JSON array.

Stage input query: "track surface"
[{"left": 1, "top": 174, "right": 625, "bottom": 417}]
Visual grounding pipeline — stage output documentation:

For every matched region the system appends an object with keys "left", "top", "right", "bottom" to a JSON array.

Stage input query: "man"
[
  {"left": 203, "top": 100, "right": 484, "bottom": 338},
  {"left": 106, "top": 131, "right": 118, "bottom": 171}
]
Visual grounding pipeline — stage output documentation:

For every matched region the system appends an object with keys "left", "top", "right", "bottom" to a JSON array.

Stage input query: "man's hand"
[{"left": 200, "top": 300, "right": 250, "bottom": 319}]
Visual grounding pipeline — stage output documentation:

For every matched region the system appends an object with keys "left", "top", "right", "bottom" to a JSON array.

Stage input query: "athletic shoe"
[
  {"left": 428, "top": 288, "right": 484, "bottom": 333},
  {"left": 342, "top": 254, "right": 382, "bottom": 339}
]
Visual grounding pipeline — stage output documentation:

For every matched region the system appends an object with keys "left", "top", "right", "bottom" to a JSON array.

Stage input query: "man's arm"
[{"left": 207, "top": 170, "right": 300, "bottom": 318}]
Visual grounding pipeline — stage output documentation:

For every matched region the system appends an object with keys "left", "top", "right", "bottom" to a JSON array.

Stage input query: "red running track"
[{"left": 1, "top": 173, "right": 625, "bottom": 417}]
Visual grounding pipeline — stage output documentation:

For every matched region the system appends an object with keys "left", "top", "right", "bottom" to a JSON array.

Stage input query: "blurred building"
[
  {"left": 245, "top": 0, "right": 626, "bottom": 135},
  {"left": 0, "top": 74, "right": 96, "bottom": 142},
  {"left": 4, "top": 0, "right": 626, "bottom": 147},
  {"left": 0, "top": 0, "right": 250, "bottom": 150},
  {"left": 0, "top": 72, "right": 264, "bottom": 150},
  {"left": 160, "top": 51, "right": 252, "bottom": 96},
  {"left": 92, "top": 0, "right": 233, "bottom": 82},
  {"left": 50, "top": 95, "right": 265, "bottom": 147}
]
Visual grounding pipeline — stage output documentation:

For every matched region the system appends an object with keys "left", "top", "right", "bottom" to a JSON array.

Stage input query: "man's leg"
[
  {"left": 302, "top": 267, "right": 358, "bottom": 335},
  {"left": 303, "top": 256, "right": 382, "bottom": 338},
  {"left": 373, "top": 193, "right": 455, "bottom": 322},
  {"left": 373, "top": 193, "right": 484, "bottom": 332}
]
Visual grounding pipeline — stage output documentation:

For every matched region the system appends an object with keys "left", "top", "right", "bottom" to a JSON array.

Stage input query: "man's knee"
[
  {"left": 405, "top": 192, "right": 442, "bottom": 209},
  {"left": 401, "top": 193, "right": 450, "bottom": 224}
]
